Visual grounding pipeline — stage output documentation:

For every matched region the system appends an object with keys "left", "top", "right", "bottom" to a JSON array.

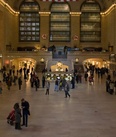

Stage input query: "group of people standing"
[
  {"left": 10, "top": 98, "right": 30, "bottom": 130},
  {"left": 54, "top": 78, "right": 71, "bottom": 98}
]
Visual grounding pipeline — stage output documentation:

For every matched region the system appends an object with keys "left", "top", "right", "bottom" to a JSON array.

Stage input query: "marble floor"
[{"left": 0, "top": 73, "right": 116, "bottom": 137}]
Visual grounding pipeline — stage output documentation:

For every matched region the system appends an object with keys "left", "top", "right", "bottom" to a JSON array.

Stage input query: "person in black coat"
[
  {"left": 42, "top": 75, "right": 45, "bottom": 88},
  {"left": 84, "top": 72, "right": 88, "bottom": 81},
  {"left": 18, "top": 76, "right": 22, "bottom": 90},
  {"left": 21, "top": 98, "right": 30, "bottom": 127},
  {"left": 71, "top": 76, "right": 75, "bottom": 89}
]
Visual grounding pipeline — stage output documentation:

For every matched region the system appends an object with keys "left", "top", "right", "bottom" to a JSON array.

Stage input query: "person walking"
[
  {"left": 84, "top": 72, "right": 88, "bottom": 81},
  {"left": 114, "top": 81, "right": 116, "bottom": 95},
  {"left": 7, "top": 78, "right": 12, "bottom": 90},
  {"left": 0, "top": 80, "right": 2, "bottom": 94},
  {"left": 54, "top": 79, "right": 59, "bottom": 92},
  {"left": 18, "top": 76, "right": 22, "bottom": 90},
  {"left": 106, "top": 78, "right": 110, "bottom": 92},
  {"left": 109, "top": 81, "right": 114, "bottom": 95},
  {"left": 14, "top": 103, "right": 22, "bottom": 130},
  {"left": 45, "top": 80, "right": 50, "bottom": 95},
  {"left": 64, "top": 81, "right": 70, "bottom": 98},
  {"left": 42, "top": 75, "right": 46, "bottom": 88},
  {"left": 21, "top": 98, "right": 30, "bottom": 127},
  {"left": 34, "top": 77, "right": 40, "bottom": 91},
  {"left": 71, "top": 76, "right": 75, "bottom": 89}
]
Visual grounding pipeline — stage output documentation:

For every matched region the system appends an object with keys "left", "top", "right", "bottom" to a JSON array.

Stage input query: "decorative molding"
[
  {"left": 101, "top": 4, "right": 116, "bottom": 16},
  {"left": 0, "top": 0, "right": 115, "bottom": 17},
  {"left": 0, "top": 0, "right": 19, "bottom": 16}
]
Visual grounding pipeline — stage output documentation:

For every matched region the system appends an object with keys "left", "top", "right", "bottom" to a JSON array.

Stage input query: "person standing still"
[
  {"left": 21, "top": 98, "right": 30, "bottom": 127},
  {"left": 14, "top": 103, "right": 22, "bottom": 130},
  {"left": 45, "top": 81, "right": 50, "bottom": 95}
]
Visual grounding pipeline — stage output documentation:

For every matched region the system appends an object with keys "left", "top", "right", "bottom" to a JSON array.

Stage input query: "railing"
[{"left": 6, "top": 49, "right": 110, "bottom": 57}]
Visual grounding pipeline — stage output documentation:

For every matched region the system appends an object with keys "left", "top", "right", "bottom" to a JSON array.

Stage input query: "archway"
[
  {"left": 83, "top": 58, "right": 109, "bottom": 71},
  {"left": 9, "top": 58, "right": 36, "bottom": 71}
]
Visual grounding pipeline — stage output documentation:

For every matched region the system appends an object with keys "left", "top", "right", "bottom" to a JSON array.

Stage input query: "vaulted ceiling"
[{"left": 2, "top": 0, "right": 116, "bottom": 11}]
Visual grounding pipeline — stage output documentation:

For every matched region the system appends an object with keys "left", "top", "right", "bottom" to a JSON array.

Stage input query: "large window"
[
  {"left": 19, "top": 0, "right": 40, "bottom": 42},
  {"left": 50, "top": 3, "right": 70, "bottom": 42},
  {"left": 80, "top": 0, "right": 101, "bottom": 42}
]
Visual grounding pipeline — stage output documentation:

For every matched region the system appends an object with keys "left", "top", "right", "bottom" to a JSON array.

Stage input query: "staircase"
[{"left": 52, "top": 46, "right": 67, "bottom": 59}]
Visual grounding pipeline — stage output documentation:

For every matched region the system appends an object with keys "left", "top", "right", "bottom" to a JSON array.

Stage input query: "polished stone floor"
[{"left": 0, "top": 73, "right": 116, "bottom": 137}]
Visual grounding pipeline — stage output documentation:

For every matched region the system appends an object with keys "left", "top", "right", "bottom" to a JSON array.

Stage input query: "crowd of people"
[
  {"left": 84, "top": 65, "right": 116, "bottom": 94},
  {"left": 1, "top": 67, "right": 45, "bottom": 92}
]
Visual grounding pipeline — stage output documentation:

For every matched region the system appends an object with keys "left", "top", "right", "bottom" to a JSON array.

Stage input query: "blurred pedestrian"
[
  {"left": 0, "top": 80, "right": 2, "bottom": 94},
  {"left": 64, "top": 81, "right": 70, "bottom": 98},
  {"left": 45, "top": 81, "right": 50, "bottom": 95}
]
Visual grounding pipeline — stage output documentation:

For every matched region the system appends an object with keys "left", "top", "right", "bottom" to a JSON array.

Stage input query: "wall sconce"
[
  {"left": 40, "top": 58, "right": 45, "bottom": 63},
  {"left": 75, "top": 58, "right": 79, "bottom": 63}
]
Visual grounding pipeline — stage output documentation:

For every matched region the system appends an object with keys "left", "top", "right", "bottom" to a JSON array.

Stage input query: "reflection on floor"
[{"left": 0, "top": 72, "right": 116, "bottom": 137}]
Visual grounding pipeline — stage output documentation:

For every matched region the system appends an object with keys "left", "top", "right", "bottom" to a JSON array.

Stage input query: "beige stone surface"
[{"left": 0, "top": 73, "right": 116, "bottom": 137}]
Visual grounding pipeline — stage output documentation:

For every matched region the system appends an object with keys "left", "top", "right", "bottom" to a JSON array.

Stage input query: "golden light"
[
  {"left": 40, "top": 58, "right": 45, "bottom": 63},
  {"left": 57, "top": 62, "right": 62, "bottom": 67},
  {"left": 101, "top": 4, "right": 116, "bottom": 16},
  {"left": 75, "top": 58, "right": 79, "bottom": 63}
]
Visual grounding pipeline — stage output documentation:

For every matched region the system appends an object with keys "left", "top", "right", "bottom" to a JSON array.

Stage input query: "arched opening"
[
  {"left": 83, "top": 58, "right": 109, "bottom": 70},
  {"left": 4, "top": 58, "right": 36, "bottom": 72}
]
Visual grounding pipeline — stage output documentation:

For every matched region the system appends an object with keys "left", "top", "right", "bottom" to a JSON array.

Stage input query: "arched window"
[
  {"left": 50, "top": 3, "right": 70, "bottom": 42},
  {"left": 80, "top": 0, "right": 101, "bottom": 42},
  {"left": 19, "top": 0, "right": 40, "bottom": 42}
]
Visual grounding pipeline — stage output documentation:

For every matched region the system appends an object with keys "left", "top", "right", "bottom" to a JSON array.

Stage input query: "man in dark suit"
[{"left": 21, "top": 98, "right": 30, "bottom": 127}]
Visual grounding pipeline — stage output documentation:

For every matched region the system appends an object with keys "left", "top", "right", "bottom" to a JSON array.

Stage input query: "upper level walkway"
[
  {"left": 4, "top": 50, "right": 110, "bottom": 62},
  {"left": 0, "top": 72, "right": 116, "bottom": 137}
]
